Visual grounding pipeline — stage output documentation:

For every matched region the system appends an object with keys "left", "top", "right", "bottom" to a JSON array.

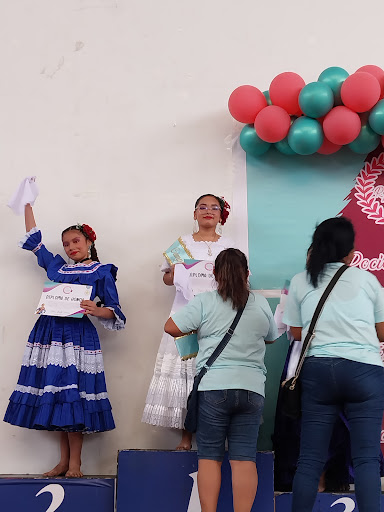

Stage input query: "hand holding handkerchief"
[{"left": 8, "top": 176, "right": 39, "bottom": 215}]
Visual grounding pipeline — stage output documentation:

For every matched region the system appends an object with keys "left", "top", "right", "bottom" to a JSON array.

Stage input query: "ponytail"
[
  {"left": 306, "top": 217, "right": 354, "bottom": 287},
  {"left": 214, "top": 248, "right": 249, "bottom": 309}
]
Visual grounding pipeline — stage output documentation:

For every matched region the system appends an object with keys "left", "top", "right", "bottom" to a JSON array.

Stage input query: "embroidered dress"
[
  {"left": 142, "top": 234, "right": 234, "bottom": 429},
  {"left": 4, "top": 227, "right": 126, "bottom": 433}
]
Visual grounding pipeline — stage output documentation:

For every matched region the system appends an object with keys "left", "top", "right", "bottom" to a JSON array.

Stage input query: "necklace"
[
  {"left": 194, "top": 233, "right": 217, "bottom": 257},
  {"left": 78, "top": 258, "right": 92, "bottom": 264}
]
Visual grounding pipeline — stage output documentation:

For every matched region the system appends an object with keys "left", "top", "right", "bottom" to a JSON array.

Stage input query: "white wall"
[{"left": 0, "top": 0, "right": 383, "bottom": 475}]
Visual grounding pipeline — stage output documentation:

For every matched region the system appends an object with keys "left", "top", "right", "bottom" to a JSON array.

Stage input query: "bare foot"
[
  {"left": 43, "top": 463, "right": 69, "bottom": 477},
  {"left": 176, "top": 440, "right": 192, "bottom": 450},
  {"left": 176, "top": 429, "right": 192, "bottom": 451},
  {"left": 65, "top": 467, "right": 83, "bottom": 478}
]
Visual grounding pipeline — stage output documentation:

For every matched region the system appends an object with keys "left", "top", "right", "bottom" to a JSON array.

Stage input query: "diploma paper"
[
  {"left": 35, "top": 282, "right": 92, "bottom": 318},
  {"left": 186, "top": 260, "right": 216, "bottom": 295}
]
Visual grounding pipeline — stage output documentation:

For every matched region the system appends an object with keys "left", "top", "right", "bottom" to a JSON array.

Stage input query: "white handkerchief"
[
  {"left": 173, "top": 264, "right": 195, "bottom": 302},
  {"left": 8, "top": 176, "right": 39, "bottom": 215}
]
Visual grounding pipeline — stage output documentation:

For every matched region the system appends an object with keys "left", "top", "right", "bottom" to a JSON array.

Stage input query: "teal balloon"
[
  {"left": 348, "top": 121, "right": 380, "bottom": 154},
  {"left": 275, "top": 137, "right": 297, "bottom": 155},
  {"left": 299, "top": 82, "right": 334, "bottom": 118},
  {"left": 263, "top": 90, "right": 273, "bottom": 105},
  {"left": 318, "top": 66, "right": 349, "bottom": 105},
  {"left": 369, "top": 99, "right": 384, "bottom": 135},
  {"left": 239, "top": 124, "right": 271, "bottom": 156},
  {"left": 288, "top": 117, "right": 323, "bottom": 155}
]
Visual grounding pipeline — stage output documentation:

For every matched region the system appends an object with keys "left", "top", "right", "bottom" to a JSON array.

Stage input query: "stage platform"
[
  {"left": 275, "top": 491, "right": 384, "bottom": 511},
  {"left": 2, "top": 451, "right": 382, "bottom": 511},
  {"left": 117, "top": 450, "right": 274, "bottom": 511},
  {"left": 0, "top": 475, "right": 115, "bottom": 512}
]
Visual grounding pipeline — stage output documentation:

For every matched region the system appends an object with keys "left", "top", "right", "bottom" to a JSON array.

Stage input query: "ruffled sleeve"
[
  {"left": 19, "top": 227, "right": 57, "bottom": 271},
  {"left": 95, "top": 266, "right": 126, "bottom": 331}
]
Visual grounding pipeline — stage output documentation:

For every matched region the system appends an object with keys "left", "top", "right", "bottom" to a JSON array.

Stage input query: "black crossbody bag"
[
  {"left": 184, "top": 306, "right": 245, "bottom": 433},
  {"left": 281, "top": 265, "right": 349, "bottom": 420}
]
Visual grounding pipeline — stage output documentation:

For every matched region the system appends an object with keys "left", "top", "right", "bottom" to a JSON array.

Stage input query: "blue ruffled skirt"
[{"left": 4, "top": 315, "right": 115, "bottom": 433}]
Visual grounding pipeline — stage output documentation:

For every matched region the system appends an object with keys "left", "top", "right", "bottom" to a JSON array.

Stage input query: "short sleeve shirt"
[
  {"left": 283, "top": 263, "right": 384, "bottom": 366},
  {"left": 172, "top": 291, "right": 278, "bottom": 395}
]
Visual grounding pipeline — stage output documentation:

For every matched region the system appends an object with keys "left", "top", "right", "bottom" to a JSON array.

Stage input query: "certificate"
[
  {"left": 183, "top": 260, "right": 216, "bottom": 296},
  {"left": 35, "top": 281, "right": 93, "bottom": 318}
]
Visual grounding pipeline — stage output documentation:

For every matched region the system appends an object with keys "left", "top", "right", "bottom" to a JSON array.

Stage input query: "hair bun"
[{"left": 220, "top": 197, "right": 231, "bottom": 225}]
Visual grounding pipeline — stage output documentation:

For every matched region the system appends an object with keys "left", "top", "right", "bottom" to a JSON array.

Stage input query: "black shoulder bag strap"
[
  {"left": 286, "top": 264, "right": 349, "bottom": 390},
  {"left": 192, "top": 305, "right": 245, "bottom": 391}
]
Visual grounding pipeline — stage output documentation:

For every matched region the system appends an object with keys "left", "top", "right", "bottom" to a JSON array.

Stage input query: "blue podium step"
[
  {"left": 275, "top": 491, "right": 384, "bottom": 511},
  {"left": 116, "top": 449, "right": 274, "bottom": 511},
  {"left": 0, "top": 475, "right": 115, "bottom": 512}
]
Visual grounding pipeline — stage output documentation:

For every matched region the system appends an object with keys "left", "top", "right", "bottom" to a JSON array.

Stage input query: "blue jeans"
[
  {"left": 196, "top": 389, "right": 264, "bottom": 462},
  {"left": 292, "top": 357, "right": 384, "bottom": 512}
]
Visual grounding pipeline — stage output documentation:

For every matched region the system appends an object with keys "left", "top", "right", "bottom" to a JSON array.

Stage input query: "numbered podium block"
[
  {"left": 275, "top": 492, "right": 384, "bottom": 511},
  {"left": 117, "top": 450, "right": 274, "bottom": 511},
  {"left": 0, "top": 476, "right": 114, "bottom": 512}
]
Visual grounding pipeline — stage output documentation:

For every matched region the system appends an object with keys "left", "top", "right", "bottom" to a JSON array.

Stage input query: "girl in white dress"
[{"left": 142, "top": 194, "right": 234, "bottom": 449}]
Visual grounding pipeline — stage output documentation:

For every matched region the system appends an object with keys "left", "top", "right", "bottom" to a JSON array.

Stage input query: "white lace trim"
[
  {"left": 14, "top": 384, "right": 109, "bottom": 401},
  {"left": 22, "top": 341, "right": 105, "bottom": 374},
  {"left": 18, "top": 226, "right": 40, "bottom": 248},
  {"left": 65, "top": 261, "right": 100, "bottom": 268},
  {"left": 79, "top": 391, "right": 109, "bottom": 401},
  {"left": 15, "top": 383, "right": 78, "bottom": 395},
  {"left": 98, "top": 307, "right": 125, "bottom": 331},
  {"left": 58, "top": 263, "right": 103, "bottom": 275},
  {"left": 142, "top": 404, "right": 186, "bottom": 429}
]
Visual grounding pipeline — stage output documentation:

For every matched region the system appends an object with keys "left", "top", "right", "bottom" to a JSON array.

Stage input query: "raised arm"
[
  {"left": 20, "top": 204, "right": 56, "bottom": 271},
  {"left": 25, "top": 204, "right": 36, "bottom": 232}
]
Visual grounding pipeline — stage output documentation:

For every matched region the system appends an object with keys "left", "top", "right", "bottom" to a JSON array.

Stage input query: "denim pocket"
[
  {"left": 247, "top": 391, "right": 264, "bottom": 408},
  {"left": 204, "top": 390, "right": 227, "bottom": 405}
]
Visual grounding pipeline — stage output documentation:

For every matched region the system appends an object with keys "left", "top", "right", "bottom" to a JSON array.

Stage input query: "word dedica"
[{"left": 350, "top": 251, "right": 384, "bottom": 272}]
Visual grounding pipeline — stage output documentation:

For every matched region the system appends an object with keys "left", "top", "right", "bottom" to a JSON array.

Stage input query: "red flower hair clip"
[
  {"left": 220, "top": 197, "right": 231, "bottom": 225},
  {"left": 81, "top": 224, "right": 97, "bottom": 243}
]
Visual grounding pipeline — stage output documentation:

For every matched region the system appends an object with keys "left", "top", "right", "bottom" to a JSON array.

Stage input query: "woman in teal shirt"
[
  {"left": 284, "top": 217, "right": 384, "bottom": 512},
  {"left": 165, "top": 248, "right": 278, "bottom": 512}
]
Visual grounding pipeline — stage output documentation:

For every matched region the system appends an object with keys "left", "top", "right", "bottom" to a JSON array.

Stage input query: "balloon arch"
[{"left": 229, "top": 66, "right": 384, "bottom": 156}]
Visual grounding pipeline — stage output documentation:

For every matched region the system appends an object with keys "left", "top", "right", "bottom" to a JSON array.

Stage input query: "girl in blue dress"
[{"left": 4, "top": 203, "right": 126, "bottom": 477}]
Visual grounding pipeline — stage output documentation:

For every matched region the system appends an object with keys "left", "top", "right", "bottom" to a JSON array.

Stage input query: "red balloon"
[
  {"left": 228, "top": 85, "right": 267, "bottom": 123},
  {"left": 269, "top": 72, "right": 305, "bottom": 115},
  {"left": 341, "top": 72, "right": 381, "bottom": 112},
  {"left": 382, "top": 134, "right": 384, "bottom": 147},
  {"left": 254, "top": 105, "right": 291, "bottom": 143},
  {"left": 323, "top": 106, "right": 361, "bottom": 145},
  {"left": 317, "top": 137, "right": 342, "bottom": 155},
  {"left": 357, "top": 65, "right": 384, "bottom": 98}
]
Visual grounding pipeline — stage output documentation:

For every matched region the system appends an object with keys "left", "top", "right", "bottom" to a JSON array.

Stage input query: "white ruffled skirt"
[{"left": 142, "top": 329, "right": 196, "bottom": 429}]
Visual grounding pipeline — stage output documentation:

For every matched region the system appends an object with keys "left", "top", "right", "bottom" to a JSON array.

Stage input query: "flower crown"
[
  {"left": 76, "top": 223, "right": 97, "bottom": 243},
  {"left": 220, "top": 197, "right": 231, "bottom": 226}
]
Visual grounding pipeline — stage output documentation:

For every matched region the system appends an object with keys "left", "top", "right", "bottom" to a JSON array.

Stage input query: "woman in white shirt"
[{"left": 142, "top": 194, "right": 234, "bottom": 450}]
